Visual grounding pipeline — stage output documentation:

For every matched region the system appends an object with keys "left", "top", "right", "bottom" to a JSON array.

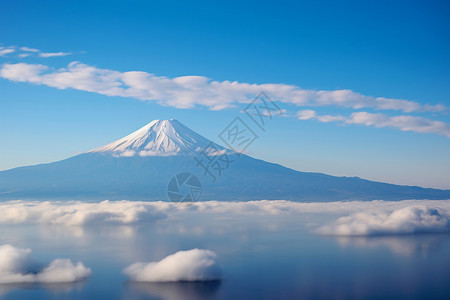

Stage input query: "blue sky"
[{"left": 1, "top": 0, "right": 449, "bottom": 189}]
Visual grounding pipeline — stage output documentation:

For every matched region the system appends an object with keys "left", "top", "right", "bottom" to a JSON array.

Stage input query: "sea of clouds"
[
  {"left": 1, "top": 199, "right": 449, "bottom": 285},
  {"left": 0, "top": 199, "right": 449, "bottom": 235}
]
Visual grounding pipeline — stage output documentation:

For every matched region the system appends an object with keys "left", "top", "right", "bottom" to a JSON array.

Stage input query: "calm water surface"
[{"left": 1, "top": 213, "right": 449, "bottom": 299}]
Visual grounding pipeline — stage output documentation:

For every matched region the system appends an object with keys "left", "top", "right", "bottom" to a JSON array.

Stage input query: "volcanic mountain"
[{"left": 0, "top": 119, "right": 449, "bottom": 201}]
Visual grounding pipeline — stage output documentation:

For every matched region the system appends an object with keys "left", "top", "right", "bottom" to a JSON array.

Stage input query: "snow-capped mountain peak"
[{"left": 90, "top": 119, "right": 223, "bottom": 157}]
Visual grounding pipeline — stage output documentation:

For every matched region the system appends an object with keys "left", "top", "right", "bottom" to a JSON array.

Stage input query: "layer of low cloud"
[
  {"left": 297, "top": 109, "right": 450, "bottom": 138},
  {"left": 1, "top": 200, "right": 450, "bottom": 237},
  {"left": 0, "top": 200, "right": 167, "bottom": 226},
  {"left": 0, "top": 244, "right": 91, "bottom": 283},
  {"left": 0, "top": 61, "right": 444, "bottom": 113},
  {"left": 123, "top": 249, "right": 221, "bottom": 282},
  {"left": 317, "top": 206, "right": 450, "bottom": 236}
]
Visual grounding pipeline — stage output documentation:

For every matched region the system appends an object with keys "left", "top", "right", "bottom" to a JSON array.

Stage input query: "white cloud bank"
[
  {"left": 317, "top": 206, "right": 450, "bottom": 236},
  {"left": 1, "top": 200, "right": 450, "bottom": 237},
  {"left": 0, "top": 61, "right": 444, "bottom": 113},
  {"left": 0, "top": 200, "right": 167, "bottom": 226},
  {"left": 124, "top": 249, "right": 221, "bottom": 282},
  {"left": 0, "top": 244, "right": 91, "bottom": 283},
  {"left": 297, "top": 110, "right": 450, "bottom": 138}
]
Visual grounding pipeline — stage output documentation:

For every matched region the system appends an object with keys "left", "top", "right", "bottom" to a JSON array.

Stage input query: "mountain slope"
[{"left": 0, "top": 120, "right": 449, "bottom": 201}]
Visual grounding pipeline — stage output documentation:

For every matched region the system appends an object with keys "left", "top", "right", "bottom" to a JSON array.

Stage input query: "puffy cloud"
[
  {"left": 35, "top": 259, "right": 91, "bottom": 283},
  {"left": 298, "top": 109, "right": 450, "bottom": 138},
  {"left": 297, "top": 109, "right": 316, "bottom": 120},
  {"left": 0, "top": 244, "right": 91, "bottom": 283},
  {"left": 0, "top": 245, "right": 33, "bottom": 283},
  {"left": 123, "top": 249, "right": 221, "bottom": 282},
  {"left": 0, "top": 61, "right": 444, "bottom": 113},
  {"left": 317, "top": 206, "right": 450, "bottom": 236},
  {"left": 0, "top": 63, "right": 47, "bottom": 83},
  {"left": 39, "top": 52, "right": 72, "bottom": 58}
]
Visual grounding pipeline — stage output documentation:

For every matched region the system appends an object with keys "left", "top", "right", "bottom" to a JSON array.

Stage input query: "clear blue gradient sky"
[{"left": 1, "top": 0, "right": 449, "bottom": 189}]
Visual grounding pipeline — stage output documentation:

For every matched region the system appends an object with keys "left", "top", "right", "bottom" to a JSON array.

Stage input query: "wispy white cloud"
[
  {"left": 39, "top": 52, "right": 72, "bottom": 58},
  {"left": 19, "top": 46, "right": 40, "bottom": 53},
  {"left": 0, "top": 244, "right": 91, "bottom": 283},
  {"left": 124, "top": 249, "right": 221, "bottom": 282},
  {"left": 0, "top": 61, "right": 444, "bottom": 113},
  {"left": 297, "top": 110, "right": 450, "bottom": 138},
  {"left": 0, "top": 45, "right": 73, "bottom": 59},
  {"left": 0, "top": 47, "right": 15, "bottom": 57},
  {"left": 347, "top": 112, "right": 450, "bottom": 137}
]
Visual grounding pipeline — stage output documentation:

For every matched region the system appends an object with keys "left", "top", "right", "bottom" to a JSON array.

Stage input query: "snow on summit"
[{"left": 90, "top": 119, "right": 224, "bottom": 157}]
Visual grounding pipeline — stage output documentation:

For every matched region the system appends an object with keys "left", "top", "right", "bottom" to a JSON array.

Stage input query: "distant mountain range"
[{"left": 1, "top": 119, "right": 449, "bottom": 201}]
